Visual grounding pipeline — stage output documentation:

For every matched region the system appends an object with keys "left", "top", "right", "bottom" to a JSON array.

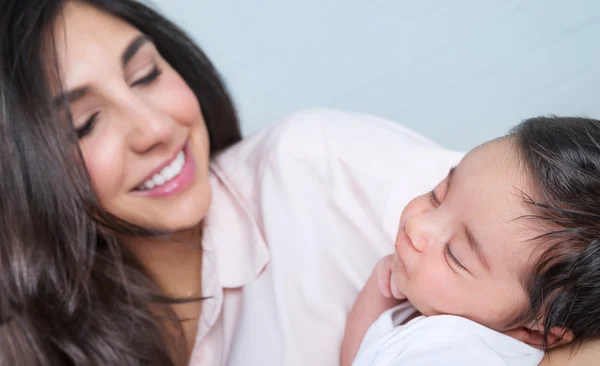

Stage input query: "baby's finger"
[
  {"left": 376, "top": 255, "right": 394, "bottom": 298},
  {"left": 390, "top": 277, "right": 407, "bottom": 300}
]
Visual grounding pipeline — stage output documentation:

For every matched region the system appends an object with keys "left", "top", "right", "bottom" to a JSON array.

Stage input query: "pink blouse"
[{"left": 188, "top": 109, "right": 463, "bottom": 365}]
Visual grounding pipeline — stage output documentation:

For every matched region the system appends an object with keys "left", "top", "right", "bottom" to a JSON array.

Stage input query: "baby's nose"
[{"left": 405, "top": 217, "right": 430, "bottom": 252}]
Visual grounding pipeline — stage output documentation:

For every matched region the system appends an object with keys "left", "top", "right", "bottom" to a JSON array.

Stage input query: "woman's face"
[{"left": 53, "top": 2, "right": 211, "bottom": 231}]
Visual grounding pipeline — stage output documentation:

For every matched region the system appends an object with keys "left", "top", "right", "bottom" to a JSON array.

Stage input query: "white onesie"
[{"left": 353, "top": 302, "right": 544, "bottom": 366}]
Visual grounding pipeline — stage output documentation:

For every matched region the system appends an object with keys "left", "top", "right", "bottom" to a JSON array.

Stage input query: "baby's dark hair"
[{"left": 510, "top": 116, "right": 600, "bottom": 348}]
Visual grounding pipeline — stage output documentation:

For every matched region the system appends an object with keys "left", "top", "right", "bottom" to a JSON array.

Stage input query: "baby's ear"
[{"left": 504, "top": 326, "right": 574, "bottom": 349}]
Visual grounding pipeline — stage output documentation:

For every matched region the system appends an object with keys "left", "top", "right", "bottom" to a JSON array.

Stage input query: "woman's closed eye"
[
  {"left": 130, "top": 65, "right": 162, "bottom": 87},
  {"left": 75, "top": 65, "right": 163, "bottom": 139},
  {"left": 76, "top": 111, "right": 99, "bottom": 138}
]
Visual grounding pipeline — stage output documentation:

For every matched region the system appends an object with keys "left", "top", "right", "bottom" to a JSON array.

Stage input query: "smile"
[
  {"left": 137, "top": 149, "right": 185, "bottom": 191},
  {"left": 132, "top": 142, "right": 196, "bottom": 198}
]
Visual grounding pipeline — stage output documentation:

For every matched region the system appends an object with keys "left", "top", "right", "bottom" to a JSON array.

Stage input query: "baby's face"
[{"left": 391, "top": 138, "right": 541, "bottom": 331}]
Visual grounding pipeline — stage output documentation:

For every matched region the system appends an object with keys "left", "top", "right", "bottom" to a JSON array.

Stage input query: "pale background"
[{"left": 152, "top": 0, "right": 600, "bottom": 151}]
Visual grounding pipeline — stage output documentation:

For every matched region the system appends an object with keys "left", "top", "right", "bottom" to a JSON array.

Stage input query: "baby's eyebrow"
[
  {"left": 446, "top": 166, "right": 456, "bottom": 191},
  {"left": 465, "top": 224, "right": 490, "bottom": 271},
  {"left": 447, "top": 165, "right": 490, "bottom": 271}
]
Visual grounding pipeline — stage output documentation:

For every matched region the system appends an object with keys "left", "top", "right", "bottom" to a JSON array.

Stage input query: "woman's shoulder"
[
  {"left": 256, "top": 108, "right": 446, "bottom": 157},
  {"left": 211, "top": 109, "right": 463, "bottom": 230},
  {"left": 210, "top": 109, "right": 463, "bottom": 259},
  {"left": 213, "top": 108, "right": 457, "bottom": 175},
  {"left": 541, "top": 340, "right": 600, "bottom": 366}
]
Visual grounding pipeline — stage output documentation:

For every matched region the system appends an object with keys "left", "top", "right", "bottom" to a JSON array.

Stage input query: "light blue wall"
[{"left": 152, "top": 0, "right": 600, "bottom": 151}]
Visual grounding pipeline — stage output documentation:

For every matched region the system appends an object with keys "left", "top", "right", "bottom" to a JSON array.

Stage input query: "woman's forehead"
[{"left": 52, "top": 2, "right": 141, "bottom": 88}]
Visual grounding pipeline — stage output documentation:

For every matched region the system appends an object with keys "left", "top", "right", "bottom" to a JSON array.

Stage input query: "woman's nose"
[{"left": 126, "top": 101, "right": 174, "bottom": 153}]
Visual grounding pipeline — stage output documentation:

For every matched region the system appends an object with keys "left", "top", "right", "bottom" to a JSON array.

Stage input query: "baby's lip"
[
  {"left": 394, "top": 230, "right": 410, "bottom": 274},
  {"left": 394, "top": 246, "right": 406, "bottom": 274}
]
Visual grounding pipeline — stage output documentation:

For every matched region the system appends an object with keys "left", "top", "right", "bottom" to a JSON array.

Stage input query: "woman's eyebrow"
[
  {"left": 53, "top": 35, "right": 152, "bottom": 107},
  {"left": 54, "top": 86, "right": 89, "bottom": 106},
  {"left": 121, "top": 35, "right": 151, "bottom": 67}
]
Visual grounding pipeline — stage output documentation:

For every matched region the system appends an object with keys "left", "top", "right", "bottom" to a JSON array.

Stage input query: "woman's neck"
[
  {"left": 126, "top": 225, "right": 204, "bottom": 299},
  {"left": 125, "top": 225, "right": 205, "bottom": 361}
]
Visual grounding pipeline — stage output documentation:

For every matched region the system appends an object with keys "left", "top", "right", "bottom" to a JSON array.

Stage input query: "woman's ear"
[{"left": 504, "top": 326, "right": 574, "bottom": 349}]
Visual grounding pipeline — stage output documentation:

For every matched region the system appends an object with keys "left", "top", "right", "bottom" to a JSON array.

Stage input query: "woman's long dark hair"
[
  {"left": 0, "top": 0, "right": 241, "bottom": 364},
  {"left": 511, "top": 116, "right": 600, "bottom": 349}
]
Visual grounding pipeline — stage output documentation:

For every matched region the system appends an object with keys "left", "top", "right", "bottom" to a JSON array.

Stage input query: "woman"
[{"left": 0, "top": 0, "right": 596, "bottom": 364}]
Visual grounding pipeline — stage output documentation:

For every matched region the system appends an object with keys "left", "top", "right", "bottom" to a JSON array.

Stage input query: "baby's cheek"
[
  {"left": 477, "top": 286, "right": 528, "bottom": 327},
  {"left": 412, "top": 268, "right": 461, "bottom": 315}
]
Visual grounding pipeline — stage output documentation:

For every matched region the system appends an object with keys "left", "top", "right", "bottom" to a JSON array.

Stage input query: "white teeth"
[
  {"left": 138, "top": 150, "right": 185, "bottom": 190},
  {"left": 153, "top": 174, "right": 166, "bottom": 186},
  {"left": 143, "top": 180, "right": 155, "bottom": 190}
]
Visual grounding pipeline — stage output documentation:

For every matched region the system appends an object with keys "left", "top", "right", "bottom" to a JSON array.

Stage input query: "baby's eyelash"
[
  {"left": 444, "top": 243, "right": 467, "bottom": 272},
  {"left": 429, "top": 190, "right": 440, "bottom": 205}
]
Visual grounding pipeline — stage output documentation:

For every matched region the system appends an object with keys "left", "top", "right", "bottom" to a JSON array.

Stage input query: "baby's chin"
[
  {"left": 404, "top": 300, "right": 510, "bottom": 333},
  {"left": 407, "top": 300, "right": 435, "bottom": 317},
  {"left": 397, "top": 291, "right": 444, "bottom": 318}
]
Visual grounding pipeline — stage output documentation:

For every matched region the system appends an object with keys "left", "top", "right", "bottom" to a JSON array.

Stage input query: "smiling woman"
[
  {"left": 0, "top": 0, "right": 239, "bottom": 364},
  {"left": 53, "top": 6, "right": 214, "bottom": 232},
  {"left": 2, "top": 1, "right": 600, "bottom": 366}
]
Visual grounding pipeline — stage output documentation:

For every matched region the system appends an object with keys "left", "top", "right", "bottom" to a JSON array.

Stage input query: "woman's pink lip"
[
  {"left": 136, "top": 142, "right": 188, "bottom": 187},
  {"left": 131, "top": 143, "right": 196, "bottom": 198}
]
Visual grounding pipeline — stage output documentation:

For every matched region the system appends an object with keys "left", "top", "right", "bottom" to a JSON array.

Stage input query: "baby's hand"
[
  {"left": 375, "top": 254, "right": 407, "bottom": 300},
  {"left": 340, "top": 254, "right": 407, "bottom": 365},
  {"left": 341, "top": 255, "right": 406, "bottom": 366}
]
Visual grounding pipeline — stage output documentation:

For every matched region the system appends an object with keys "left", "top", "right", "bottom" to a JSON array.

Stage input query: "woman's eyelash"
[
  {"left": 445, "top": 243, "right": 467, "bottom": 272},
  {"left": 74, "top": 66, "right": 162, "bottom": 138},
  {"left": 131, "top": 66, "right": 162, "bottom": 87},
  {"left": 76, "top": 111, "right": 99, "bottom": 138}
]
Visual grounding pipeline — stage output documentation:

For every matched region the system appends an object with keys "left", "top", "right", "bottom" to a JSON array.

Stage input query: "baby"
[{"left": 341, "top": 116, "right": 600, "bottom": 365}]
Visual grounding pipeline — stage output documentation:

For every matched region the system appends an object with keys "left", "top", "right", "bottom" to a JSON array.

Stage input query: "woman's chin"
[
  {"left": 116, "top": 182, "right": 212, "bottom": 235},
  {"left": 150, "top": 200, "right": 210, "bottom": 234}
]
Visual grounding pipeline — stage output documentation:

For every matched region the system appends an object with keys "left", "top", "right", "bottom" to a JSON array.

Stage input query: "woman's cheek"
[
  {"left": 152, "top": 70, "right": 202, "bottom": 127},
  {"left": 81, "top": 138, "right": 125, "bottom": 208}
]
